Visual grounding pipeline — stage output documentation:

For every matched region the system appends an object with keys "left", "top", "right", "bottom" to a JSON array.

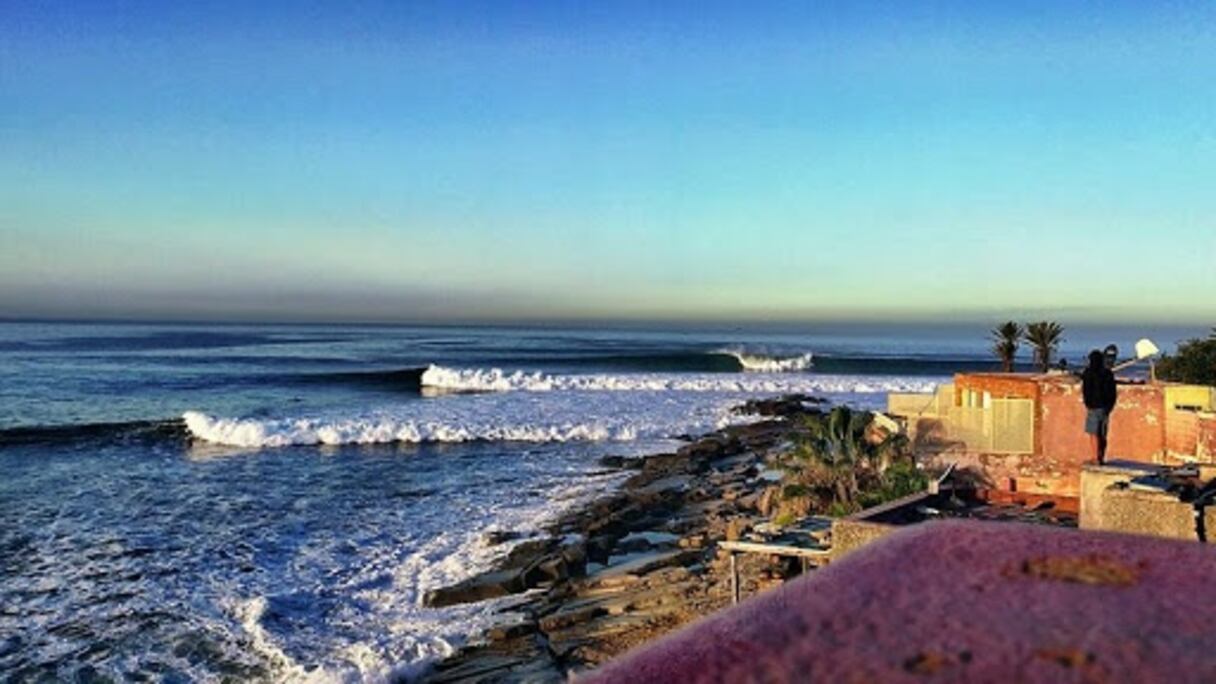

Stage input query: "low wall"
[
  {"left": 1079, "top": 462, "right": 1216, "bottom": 542},
  {"left": 1078, "top": 462, "right": 1157, "bottom": 532}
]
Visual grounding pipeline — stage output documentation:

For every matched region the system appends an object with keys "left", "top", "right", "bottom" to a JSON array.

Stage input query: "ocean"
[{"left": 0, "top": 320, "right": 1198, "bottom": 681}]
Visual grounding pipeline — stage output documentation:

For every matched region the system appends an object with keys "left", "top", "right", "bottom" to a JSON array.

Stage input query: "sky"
[{"left": 1, "top": 1, "right": 1214, "bottom": 324}]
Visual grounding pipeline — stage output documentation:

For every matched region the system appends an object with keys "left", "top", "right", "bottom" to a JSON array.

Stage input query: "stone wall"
[
  {"left": 1079, "top": 462, "right": 1216, "bottom": 542},
  {"left": 1078, "top": 462, "right": 1157, "bottom": 532}
]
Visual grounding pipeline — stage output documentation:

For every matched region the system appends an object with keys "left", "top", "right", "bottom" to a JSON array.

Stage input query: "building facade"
[{"left": 889, "top": 373, "right": 1216, "bottom": 499}]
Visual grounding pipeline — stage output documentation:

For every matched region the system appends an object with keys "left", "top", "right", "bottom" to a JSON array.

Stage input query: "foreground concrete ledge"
[{"left": 582, "top": 520, "right": 1216, "bottom": 683}]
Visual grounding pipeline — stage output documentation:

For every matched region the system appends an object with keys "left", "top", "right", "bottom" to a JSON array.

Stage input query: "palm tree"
[
  {"left": 794, "top": 406, "right": 905, "bottom": 510},
  {"left": 1025, "top": 321, "right": 1065, "bottom": 372},
  {"left": 990, "top": 321, "right": 1023, "bottom": 372}
]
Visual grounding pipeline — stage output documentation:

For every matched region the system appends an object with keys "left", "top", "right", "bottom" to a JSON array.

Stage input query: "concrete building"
[{"left": 888, "top": 373, "right": 1216, "bottom": 500}]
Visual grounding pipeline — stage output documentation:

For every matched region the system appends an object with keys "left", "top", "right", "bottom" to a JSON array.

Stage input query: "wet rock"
[
  {"left": 585, "top": 550, "right": 702, "bottom": 587},
  {"left": 599, "top": 455, "right": 645, "bottom": 470},
  {"left": 676, "top": 438, "right": 728, "bottom": 462},
  {"left": 488, "top": 620, "right": 537, "bottom": 641},
  {"left": 425, "top": 649, "right": 562, "bottom": 684},
  {"left": 539, "top": 604, "right": 607, "bottom": 632},
  {"left": 484, "top": 530, "right": 524, "bottom": 546},
  {"left": 524, "top": 556, "right": 569, "bottom": 586},
  {"left": 502, "top": 538, "right": 556, "bottom": 569},
  {"left": 423, "top": 568, "right": 527, "bottom": 608},
  {"left": 733, "top": 395, "right": 826, "bottom": 418}
]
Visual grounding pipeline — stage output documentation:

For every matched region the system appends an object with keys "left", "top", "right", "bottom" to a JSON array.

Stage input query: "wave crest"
[
  {"left": 418, "top": 365, "right": 932, "bottom": 394},
  {"left": 720, "top": 350, "right": 813, "bottom": 373},
  {"left": 183, "top": 410, "right": 647, "bottom": 447}
]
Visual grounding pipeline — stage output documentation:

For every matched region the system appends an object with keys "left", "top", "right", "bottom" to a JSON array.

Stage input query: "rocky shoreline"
[{"left": 419, "top": 395, "right": 829, "bottom": 683}]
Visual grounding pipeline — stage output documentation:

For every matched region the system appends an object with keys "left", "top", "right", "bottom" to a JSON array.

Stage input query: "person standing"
[{"left": 1082, "top": 349, "right": 1118, "bottom": 464}]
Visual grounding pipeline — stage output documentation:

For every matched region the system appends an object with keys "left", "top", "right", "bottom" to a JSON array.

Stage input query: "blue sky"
[{"left": 1, "top": 1, "right": 1214, "bottom": 323}]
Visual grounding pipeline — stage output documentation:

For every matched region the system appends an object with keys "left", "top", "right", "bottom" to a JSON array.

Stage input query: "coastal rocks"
[
  {"left": 483, "top": 529, "right": 525, "bottom": 546},
  {"left": 421, "top": 399, "right": 830, "bottom": 682},
  {"left": 597, "top": 455, "right": 645, "bottom": 470},
  {"left": 424, "top": 568, "right": 529, "bottom": 608},
  {"left": 733, "top": 394, "right": 826, "bottom": 418},
  {"left": 423, "top": 636, "right": 563, "bottom": 684},
  {"left": 584, "top": 550, "right": 702, "bottom": 588},
  {"left": 424, "top": 537, "right": 588, "bottom": 608},
  {"left": 757, "top": 485, "right": 780, "bottom": 517}
]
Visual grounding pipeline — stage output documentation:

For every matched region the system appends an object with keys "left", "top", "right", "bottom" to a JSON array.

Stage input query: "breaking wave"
[
  {"left": 417, "top": 365, "right": 932, "bottom": 395},
  {"left": 184, "top": 367, "right": 940, "bottom": 448},
  {"left": 719, "top": 350, "right": 814, "bottom": 373},
  {"left": 182, "top": 410, "right": 659, "bottom": 448}
]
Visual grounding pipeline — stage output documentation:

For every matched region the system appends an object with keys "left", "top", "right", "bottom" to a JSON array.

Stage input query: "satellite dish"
[
  {"left": 1111, "top": 338, "right": 1162, "bottom": 375},
  {"left": 1134, "top": 339, "right": 1160, "bottom": 360}
]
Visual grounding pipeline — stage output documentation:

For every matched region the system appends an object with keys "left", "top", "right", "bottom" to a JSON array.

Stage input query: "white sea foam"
[
  {"left": 419, "top": 365, "right": 933, "bottom": 394},
  {"left": 223, "top": 469, "right": 628, "bottom": 682},
  {"left": 187, "top": 369, "right": 940, "bottom": 448},
  {"left": 184, "top": 389, "right": 748, "bottom": 448},
  {"left": 184, "top": 410, "right": 644, "bottom": 447},
  {"left": 720, "top": 349, "right": 814, "bottom": 372}
]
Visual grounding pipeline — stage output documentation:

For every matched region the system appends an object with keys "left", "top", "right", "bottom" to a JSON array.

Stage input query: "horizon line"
[{"left": 2, "top": 312, "right": 1212, "bottom": 332}]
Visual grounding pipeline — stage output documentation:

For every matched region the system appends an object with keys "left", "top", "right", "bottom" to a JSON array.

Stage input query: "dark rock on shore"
[
  {"left": 483, "top": 530, "right": 524, "bottom": 546},
  {"left": 419, "top": 398, "right": 831, "bottom": 682},
  {"left": 424, "top": 568, "right": 529, "bottom": 608},
  {"left": 597, "top": 455, "right": 645, "bottom": 470},
  {"left": 733, "top": 393, "right": 826, "bottom": 417}
]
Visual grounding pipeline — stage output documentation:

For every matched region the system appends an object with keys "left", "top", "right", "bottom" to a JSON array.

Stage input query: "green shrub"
[
  {"left": 858, "top": 460, "right": 929, "bottom": 509},
  {"left": 1157, "top": 330, "right": 1216, "bottom": 387},
  {"left": 774, "top": 406, "right": 924, "bottom": 520}
]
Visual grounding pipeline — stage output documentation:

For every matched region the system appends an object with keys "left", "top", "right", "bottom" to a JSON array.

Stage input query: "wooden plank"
[{"left": 718, "top": 540, "right": 832, "bottom": 559}]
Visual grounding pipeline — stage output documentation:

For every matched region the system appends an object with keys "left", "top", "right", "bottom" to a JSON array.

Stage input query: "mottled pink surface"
[{"left": 583, "top": 521, "right": 1216, "bottom": 683}]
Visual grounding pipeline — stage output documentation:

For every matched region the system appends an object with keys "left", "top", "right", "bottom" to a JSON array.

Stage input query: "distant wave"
[
  {"left": 284, "top": 353, "right": 992, "bottom": 392},
  {"left": 418, "top": 365, "right": 935, "bottom": 394},
  {"left": 288, "top": 367, "right": 428, "bottom": 390},
  {"left": 0, "top": 418, "right": 188, "bottom": 447},
  {"left": 718, "top": 349, "right": 814, "bottom": 373}
]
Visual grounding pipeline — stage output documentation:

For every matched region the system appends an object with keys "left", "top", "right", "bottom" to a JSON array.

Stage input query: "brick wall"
[
  {"left": 1200, "top": 414, "right": 1216, "bottom": 461},
  {"left": 954, "top": 373, "right": 1039, "bottom": 402},
  {"left": 910, "top": 373, "right": 1214, "bottom": 498},
  {"left": 1166, "top": 410, "right": 1202, "bottom": 461},
  {"left": 1039, "top": 379, "right": 1165, "bottom": 462}
]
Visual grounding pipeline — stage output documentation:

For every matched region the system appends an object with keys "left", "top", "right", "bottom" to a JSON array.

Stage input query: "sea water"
[{"left": 0, "top": 320, "right": 1194, "bottom": 681}]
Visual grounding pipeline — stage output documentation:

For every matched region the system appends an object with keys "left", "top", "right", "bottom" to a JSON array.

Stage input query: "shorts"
[{"left": 1085, "top": 408, "right": 1110, "bottom": 437}]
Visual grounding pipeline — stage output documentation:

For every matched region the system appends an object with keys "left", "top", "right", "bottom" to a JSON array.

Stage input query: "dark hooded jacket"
[{"left": 1082, "top": 365, "right": 1117, "bottom": 411}]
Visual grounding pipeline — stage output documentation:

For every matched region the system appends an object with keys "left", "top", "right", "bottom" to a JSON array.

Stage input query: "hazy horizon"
[{"left": 3, "top": 2, "right": 1214, "bottom": 323}]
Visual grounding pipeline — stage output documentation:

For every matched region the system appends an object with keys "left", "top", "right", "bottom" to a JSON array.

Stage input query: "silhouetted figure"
[{"left": 1082, "top": 349, "right": 1118, "bottom": 464}]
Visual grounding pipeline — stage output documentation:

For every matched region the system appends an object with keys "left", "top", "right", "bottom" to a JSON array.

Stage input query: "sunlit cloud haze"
[{"left": 2, "top": 1, "right": 1214, "bottom": 324}]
